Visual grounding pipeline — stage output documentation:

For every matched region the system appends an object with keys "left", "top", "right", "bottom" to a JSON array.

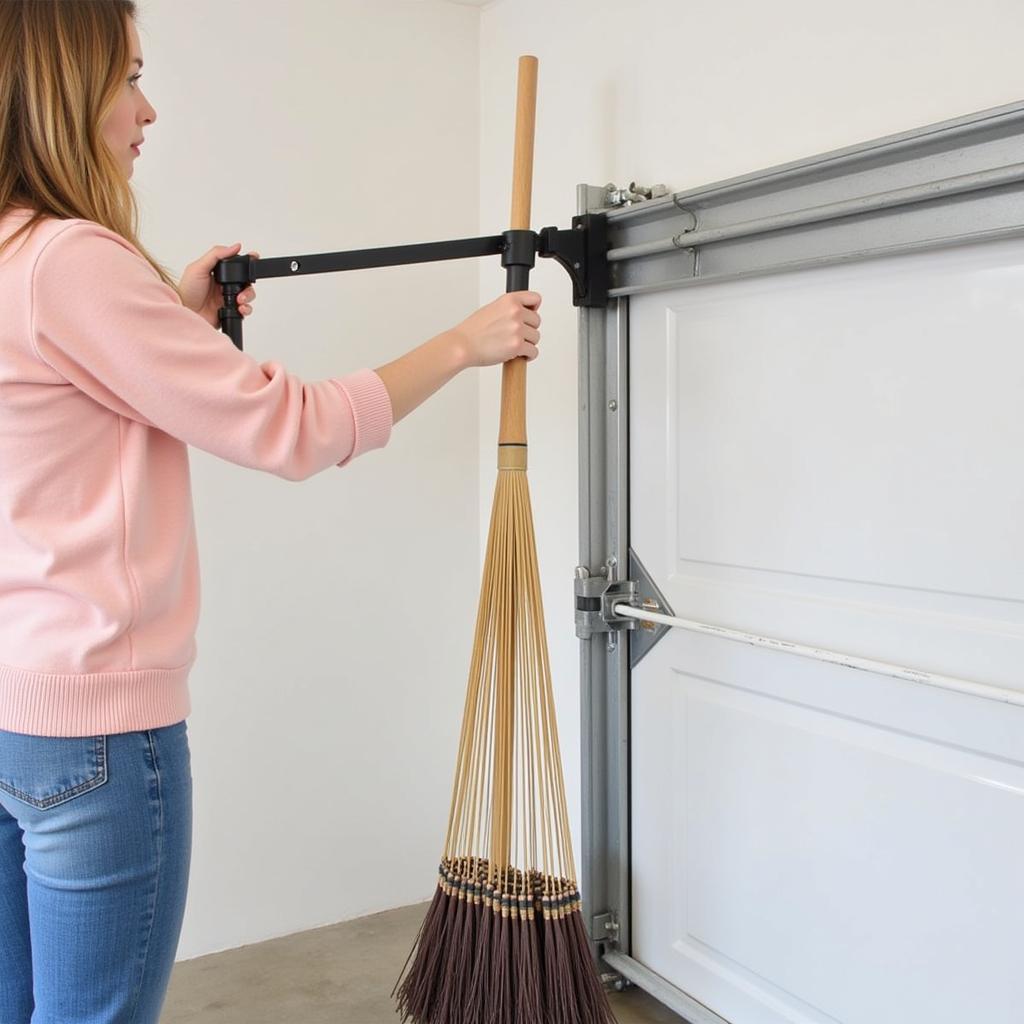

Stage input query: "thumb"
[
  {"left": 196, "top": 242, "right": 242, "bottom": 279},
  {"left": 204, "top": 241, "right": 241, "bottom": 267}
]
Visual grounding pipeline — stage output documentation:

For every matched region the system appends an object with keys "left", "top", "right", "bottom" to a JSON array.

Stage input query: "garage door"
[{"left": 577, "top": 99, "right": 1024, "bottom": 1024}]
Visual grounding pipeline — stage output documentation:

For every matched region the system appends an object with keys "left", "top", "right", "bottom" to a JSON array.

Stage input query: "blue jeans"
[{"left": 0, "top": 721, "right": 192, "bottom": 1023}]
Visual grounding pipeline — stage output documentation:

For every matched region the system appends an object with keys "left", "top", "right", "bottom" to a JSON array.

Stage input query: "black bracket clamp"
[
  {"left": 213, "top": 212, "right": 608, "bottom": 350},
  {"left": 538, "top": 213, "right": 608, "bottom": 309}
]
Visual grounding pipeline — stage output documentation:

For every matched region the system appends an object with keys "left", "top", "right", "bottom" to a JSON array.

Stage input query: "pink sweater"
[{"left": 0, "top": 207, "right": 394, "bottom": 737}]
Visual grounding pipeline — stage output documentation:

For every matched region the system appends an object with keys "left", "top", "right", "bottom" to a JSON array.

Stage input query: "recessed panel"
[
  {"left": 664, "top": 241, "right": 1024, "bottom": 602},
  {"left": 631, "top": 634, "right": 1024, "bottom": 1024}
]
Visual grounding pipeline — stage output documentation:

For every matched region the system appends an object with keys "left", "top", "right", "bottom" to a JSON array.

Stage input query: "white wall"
[
  {"left": 133, "top": 0, "right": 481, "bottom": 958},
  {"left": 478, "top": 0, "right": 1024, "bottom": 887}
]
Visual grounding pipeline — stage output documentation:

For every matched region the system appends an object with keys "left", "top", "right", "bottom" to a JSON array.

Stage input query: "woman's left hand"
[{"left": 178, "top": 242, "right": 259, "bottom": 328}]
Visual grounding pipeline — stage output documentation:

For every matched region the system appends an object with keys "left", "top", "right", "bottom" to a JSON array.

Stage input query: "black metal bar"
[
  {"left": 214, "top": 218, "right": 608, "bottom": 350},
  {"left": 254, "top": 234, "right": 507, "bottom": 280}
]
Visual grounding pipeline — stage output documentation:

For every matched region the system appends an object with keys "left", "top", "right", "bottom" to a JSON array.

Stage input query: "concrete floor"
[{"left": 163, "top": 902, "right": 689, "bottom": 1023}]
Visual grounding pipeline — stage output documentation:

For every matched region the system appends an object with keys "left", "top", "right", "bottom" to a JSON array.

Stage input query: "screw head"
[
  {"left": 608, "top": 399, "right": 618, "bottom": 411},
  {"left": 290, "top": 260, "right": 300, "bottom": 272}
]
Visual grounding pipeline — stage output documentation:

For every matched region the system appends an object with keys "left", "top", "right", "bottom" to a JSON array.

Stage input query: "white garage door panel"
[
  {"left": 669, "top": 257, "right": 1024, "bottom": 602},
  {"left": 632, "top": 635, "right": 1024, "bottom": 1024},
  {"left": 637, "top": 238, "right": 1024, "bottom": 690},
  {"left": 629, "top": 238, "right": 1024, "bottom": 1024}
]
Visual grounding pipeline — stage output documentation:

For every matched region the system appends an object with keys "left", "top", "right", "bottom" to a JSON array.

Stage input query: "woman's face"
[{"left": 100, "top": 16, "right": 156, "bottom": 179}]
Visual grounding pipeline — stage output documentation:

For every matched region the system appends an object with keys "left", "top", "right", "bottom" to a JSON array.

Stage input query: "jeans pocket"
[{"left": 0, "top": 729, "right": 108, "bottom": 809}]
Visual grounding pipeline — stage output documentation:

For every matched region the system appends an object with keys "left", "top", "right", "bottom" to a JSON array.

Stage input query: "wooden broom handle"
[{"left": 498, "top": 55, "right": 538, "bottom": 447}]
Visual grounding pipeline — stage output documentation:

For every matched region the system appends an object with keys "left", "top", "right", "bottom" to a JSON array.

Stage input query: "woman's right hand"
[
  {"left": 450, "top": 291, "right": 543, "bottom": 368},
  {"left": 372, "top": 290, "right": 544, "bottom": 426}
]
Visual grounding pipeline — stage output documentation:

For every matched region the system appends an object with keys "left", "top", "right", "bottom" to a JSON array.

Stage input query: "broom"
[{"left": 392, "top": 54, "right": 617, "bottom": 1024}]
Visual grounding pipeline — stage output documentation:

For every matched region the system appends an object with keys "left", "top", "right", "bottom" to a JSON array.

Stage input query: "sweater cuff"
[{"left": 329, "top": 369, "right": 394, "bottom": 466}]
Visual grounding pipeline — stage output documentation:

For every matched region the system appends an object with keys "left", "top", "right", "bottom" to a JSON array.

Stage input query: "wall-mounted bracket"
[{"left": 537, "top": 213, "right": 609, "bottom": 308}]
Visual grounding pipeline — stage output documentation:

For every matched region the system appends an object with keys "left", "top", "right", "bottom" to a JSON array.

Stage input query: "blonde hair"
[{"left": 0, "top": 0, "right": 179, "bottom": 295}]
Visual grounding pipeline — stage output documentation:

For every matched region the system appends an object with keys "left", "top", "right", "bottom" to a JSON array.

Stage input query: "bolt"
[
  {"left": 608, "top": 400, "right": 617, "bottom": 411},
  {"left": 290, "top": 260, "right": 300, "bottom": 272}
]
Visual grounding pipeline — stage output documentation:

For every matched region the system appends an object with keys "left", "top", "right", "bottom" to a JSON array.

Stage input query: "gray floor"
[{"left": 163, "top": 902, "right": 688, "bottom": 1023}]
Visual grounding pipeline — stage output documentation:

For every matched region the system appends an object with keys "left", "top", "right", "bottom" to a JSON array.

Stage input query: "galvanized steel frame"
[{"left": 577, "top": 98, "right": 1024, "bottom": 1022}]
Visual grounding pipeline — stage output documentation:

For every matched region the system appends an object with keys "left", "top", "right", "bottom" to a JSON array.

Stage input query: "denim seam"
[
  {"left": 0, "top": 735, "right": 107, "bottom": 809},
  {"left": 126, "top": 730, "right": 164, "bottom": 1024}
]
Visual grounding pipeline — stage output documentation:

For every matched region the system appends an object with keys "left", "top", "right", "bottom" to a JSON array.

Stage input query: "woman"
[{"left": 0, "top": 2, "right": 542, "bottom": 1021}]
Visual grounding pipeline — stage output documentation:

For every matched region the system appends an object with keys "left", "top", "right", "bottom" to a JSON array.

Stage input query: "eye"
[{"left": 128, "top": 73, "right": 142, "bottom": 88}]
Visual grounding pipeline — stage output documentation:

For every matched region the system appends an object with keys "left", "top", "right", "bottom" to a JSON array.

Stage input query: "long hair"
[{"left": 0, "top": 0, "right": 179, "bottom": 295}]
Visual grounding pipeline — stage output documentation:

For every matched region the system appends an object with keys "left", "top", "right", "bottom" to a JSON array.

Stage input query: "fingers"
[
  {"left": 241, "top": 252, "right": 259, "bottom": 314},
  {"left": 500, "top": 292, "right": 542, "bottom": 330},
  {"left": 238, "top": 275, "right": 257, "bottom": 315},
  {"left": 504, "top": 290, "right": 542, "bottom": 309},
  {"left": 504, "top": 292, "right": 541, "bottom": 355}
]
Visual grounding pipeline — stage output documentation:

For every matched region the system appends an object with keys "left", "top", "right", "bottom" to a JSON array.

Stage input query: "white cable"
[{"left": 612, "top": 603, "right": 1024, "bottom": 709}]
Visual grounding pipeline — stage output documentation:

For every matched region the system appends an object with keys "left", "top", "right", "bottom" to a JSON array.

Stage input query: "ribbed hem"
[
  {"left": 0, "top": 658, "right": 193, "bottom": 737},
  {"left": 329, "top": 369, "right": 394, "bottom": 467}
]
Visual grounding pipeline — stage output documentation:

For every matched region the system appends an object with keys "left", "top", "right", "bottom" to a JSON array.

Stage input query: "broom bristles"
[
  {"left": 393, "top": 869, "right": 456, "bottom": 1022},
  {"left": 515, "top": 896, "right": 543, "bottom": 1021},
  {"left": 463, "top": 883, "right": 492, "bottom": 1021},
  {"left": 394, "top": 464, "right": 617, "bottom": 1023},
  {"left": 449, "top": 882, "right": 479, "bottom": 1024},
  {"left": 488, "top": 903, "right": 512, "bottom": 1024}
]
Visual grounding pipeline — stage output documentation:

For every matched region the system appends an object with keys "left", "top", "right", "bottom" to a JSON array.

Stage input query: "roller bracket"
[
  {"left": 604, "top": 181, "right": 669, "bottom": 207},
  {"left": 592, "top": 911, "right": 620, "bottom": 946},
  {"left": 574, "top": 565, "right": 639, "bottom": 640}
]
